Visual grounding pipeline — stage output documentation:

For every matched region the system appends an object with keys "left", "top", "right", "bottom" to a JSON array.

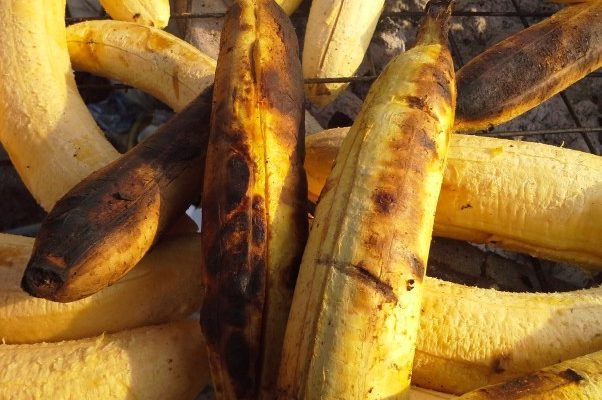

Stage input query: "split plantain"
[
  {"left": 200, "top": 0, "right": 307, "bottom": 398},
  {"left": 278, "top": 1, "right": 456, "bottom": 398},
  {"left": 304, "top": 128, "right": 602, "bottom": 268},
  {"left": 455, "top": 0, "right": 602, "bottom": 131},
  {"left": 21, "top": 87, "right": 213, "bottom": 302}
]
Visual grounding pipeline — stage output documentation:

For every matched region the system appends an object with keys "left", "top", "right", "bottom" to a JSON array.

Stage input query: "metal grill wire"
[{"left": 68, "top": 6, "right": 602, "bottom": 147}]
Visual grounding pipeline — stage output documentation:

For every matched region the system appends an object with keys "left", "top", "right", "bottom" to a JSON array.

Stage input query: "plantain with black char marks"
[
  {"left": 455, "top": 0, "right": 602, "bottom": 132},
  {"left": 457, "top": 350, "right": 602, "bottom": 399},
  {"left": 199, "top": 0, "right": 307, "bottom": 398},
  {"left": 277, "top": 1, "right": 455, "bottom": 399},
  {"left": 21, "top": 86, "right": 213, "bottom": 302}
]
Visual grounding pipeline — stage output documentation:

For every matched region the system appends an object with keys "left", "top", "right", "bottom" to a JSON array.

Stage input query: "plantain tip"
[
  {"left": 21, "top": 264, "right": 64, "bottom": 300},
  {"left": 416, "top": 0, "right": 454, "bottom": 46}
]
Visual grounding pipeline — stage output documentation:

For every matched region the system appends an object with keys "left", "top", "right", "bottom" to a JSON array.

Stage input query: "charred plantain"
[
  {"left": 21, "top": 87, "right": 213, "bottom": 302},
  {"left": 278, "top": 1, "right": 456, "bottom": 398},
  {"left": 455, "top": 0, "right": 602, "bottom": 131},
  {"left": 199, "top": 1, "right": 307, "bottom": 399}
]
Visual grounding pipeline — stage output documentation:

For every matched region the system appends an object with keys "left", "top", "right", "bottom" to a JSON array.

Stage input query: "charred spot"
[
  {"left": 132, "top": 13, "right": 141, "bottom": 20},
  {"left": 461, "top": 203, "right": 473, "bottom": 210},
  {"left": 372, "top": 189, "right": 396, "bottom": 214},
  {"left": 112, "top": 191, "right": 133, "bottom": 201},
  {"left": 248, "top": 255, "right": 266, "bottom": 298},
  {"left": 559, "top": 368, "right": 585, "bottom": 383},
  {"left": 425, "top": 61, "right": 453, "bottom": 106},
  {"left": 406, "top": 279, "right": 415, "bottom": 291},
  {"left": 261, "top": 68, "right": 301, "bottom": 116},
  {"left": 204, "top": 241, "right": 222, "bottom": 276},
  {"left": 410, "top": 255, "right": 425, "bottom": 279},
  {"left": 406, "top": 96, "right": 427, "bottom": 110},
  {"left": 364, "top": 234, "right": 378, "bottom": 249},
  {"left": 251, "top": 196, "right": 266, "bottom": 246},
  {"left": 222, "top": 211, "right": 249, "bottom": 237},
  {"left": 224, "top": 332, "right": 253, "bottom": 393},
  {"left": 476, "top": 373, "right": 544, "bottom": 399},
  {"left": 418, "top": 129, "right": 437, "bottom": 153},
  {"left": 491, "top": 353, "right": 512, "bottom": 373},
  {"left": 223, "top": 239, "right": 249, "bottom": 276},
  {"left": 222, "top": 297, "right": 248, "bottom": 327},
  {"left": 226, "top": 154, "right": 250, "bottom": 212},
  {"left": 200, "top": 298, "right": 222, "bottom": 345},
  {"left": 249, "top": 40, "right": 258, "bottom": 83},
  {"left": 349, "top": 262, "right": 397, "bottom": 303}
]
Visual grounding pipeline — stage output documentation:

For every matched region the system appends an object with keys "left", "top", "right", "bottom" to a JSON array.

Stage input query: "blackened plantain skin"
[
  {"left": 200, "top": 0, "right": 307, "bottom": 399},
  {"left": 455, "top": 1, "right": 602, "bottom": 132},
  {"left": 21, "top": 86, "right": 213, "bottom": 302}
]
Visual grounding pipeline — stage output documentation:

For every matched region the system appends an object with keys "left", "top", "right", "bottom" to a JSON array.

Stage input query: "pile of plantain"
[{"left": 0, "top": 0, "right": 601, "bottom": 398}]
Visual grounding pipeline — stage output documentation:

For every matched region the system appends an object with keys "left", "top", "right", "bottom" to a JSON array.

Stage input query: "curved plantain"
[
  {"left": 304, "top": 128, "right": 602, "bottom": 268},
  {"left": 99, "top": 0, "right": 171, "bottom": 28},
  {"left": 0, "top": 321, "right": 211, "bottom": 399},
  {"left": 21, "top": 87, "right": 213, "bottom": 302},
  {"left": 415, "top": 278, "right": 602, "bottom": 394},
  {"left": 0, "top": 233, "right": 202, "bottom": 344},
  {"left": 278, "top": 1, "right": 455, "bottom": 398},
  {"left": 67, "top": 20, "right": 216, "bottom": 112},
  {"left": 200, "top": 0, "right": 307, "bottom": 398},
  {"left": 455, "top": 0, "right": 602, "bottom": 131},
  {"left": 456, "top": 350, "right": 602, "bottom": 399},
  {"left": 302, "top": 0, "right": 386, "bottom": 105},
  {"left": 0, "top": 0, "right": 119, "bottom": 211}
]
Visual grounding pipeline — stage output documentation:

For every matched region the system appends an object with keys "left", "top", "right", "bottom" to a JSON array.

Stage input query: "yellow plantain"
[
  {"left": 67, "top": 20, "right": 216, "bottom": 112},
  {"left": 200, "top": 0, "right": 307, "bottom": 398},
  {"left": 455, "top": 0, "right": 602, "bottom": 131},
  {"left": 0, "top": 0, "right": 118, "bottom": 211},
  {"left": 302, "top": 0, "right": 386, "bottom": 105},
  {"left": 456, "top": 350, "right": 602, "bottom": 399},
  {"left": 415, "top": 278, "right": 602, "bottom": 394},
  {"left": 0, "top": 321, "right": 211, "bottom": 399},
  {"left": 278, "top": 1, "right": 455, "bottom": 398},
  {"left": 0, "top": 233, "right": 202, "bottom": 344},
  {"left": 99, "top": 0, "right": 171, "bottom": 28},
  {"left": 304, "top": 128, "right": 602, "bottom": 268}
]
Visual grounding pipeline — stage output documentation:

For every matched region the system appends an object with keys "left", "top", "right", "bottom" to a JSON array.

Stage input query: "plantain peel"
[
  {"left": 455, "top": 0, "right": 602, "bottom": 131},
  {"left": 21, "top": 87, "right": 213, "bottom": 302},
  {"left": 278, "top": 1, "right": 455, "bottom": 399},
  {"left": 199, "top": 1, "right": 307, "bottom": 399}
]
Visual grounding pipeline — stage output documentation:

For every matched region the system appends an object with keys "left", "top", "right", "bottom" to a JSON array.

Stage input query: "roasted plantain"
[{"left": 199, "top": 0, "right": 307, "bottom": 398}]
